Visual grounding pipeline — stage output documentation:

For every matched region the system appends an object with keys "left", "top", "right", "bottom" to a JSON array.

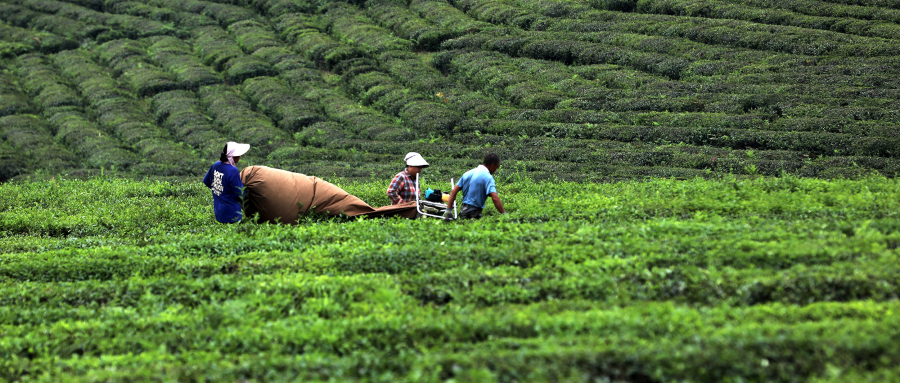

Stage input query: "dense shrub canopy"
[
  {"left": 1, "top": 0, "right": 899, "bottom": 380},
  {"left": 0, "top": 0, "right": 897, "bottom": 181}
]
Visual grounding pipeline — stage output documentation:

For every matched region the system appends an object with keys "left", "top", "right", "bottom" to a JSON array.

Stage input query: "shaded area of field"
[{"left": 0, "top": 0, "right": 897, "bottom": 182}]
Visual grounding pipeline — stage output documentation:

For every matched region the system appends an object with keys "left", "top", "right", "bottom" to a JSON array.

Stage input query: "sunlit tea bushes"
[
  {"left": 1, "top": 176, "right": 900, "bottom": 380},
  {"left": 280, "top": 20, "right": 362, "bottom": 68},
  {"left": 339, "top": 57, "right": 462, "bottom": 133},
  {"left": 410, "top": 0, "right": 493, "bottom": 35},
  {"left": 227, "top": 19, "right": 280, "bottom": 54},
  {"left": 2, "top": 0, "right": 900, "bottom": 377},
  {"left": 300, "top": 84, "right": 406, "bottom": 140},
  {"left": 0, "top": 2, "right": 111, "bottom": 39}
]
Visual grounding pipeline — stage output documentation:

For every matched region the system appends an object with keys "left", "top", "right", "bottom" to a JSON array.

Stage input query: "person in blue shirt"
[
  {"left": 202, "top": 142, "right": 250, "bottom": 223},
  {"left": 445, "top": 153, "right": 506, "bottom": 219}
]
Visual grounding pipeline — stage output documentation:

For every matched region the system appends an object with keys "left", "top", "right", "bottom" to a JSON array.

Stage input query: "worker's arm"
[
  {"left": 386, "top": 174, "right": 404, "bottom": 204},
  {"left": 446, "top": 185, "right": 462, "bottom": 209},
  {"left": 489, "top": 192, "right": 505, "bottom": 214},
  {"left": 202, "top": 167, "right": 213, "bottom": 188}
]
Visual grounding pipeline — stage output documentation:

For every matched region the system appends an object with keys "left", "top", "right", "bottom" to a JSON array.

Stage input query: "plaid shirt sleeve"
[{"left": 387, "top": 171, "right": 416, "bottom": 205}]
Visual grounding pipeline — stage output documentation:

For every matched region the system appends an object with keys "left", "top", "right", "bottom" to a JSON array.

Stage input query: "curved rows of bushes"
[
  {"left": 53, "top": 49, "right": 203, "bottom": 175},
  {"left": 0, "top": 21, "right": 76, "bottom": 56},
  {"left": 15, "top": 53, "right": 140, "bottom": 170},
  {"left": 508, "top": 0, "right": 900, "bottom": 56},
  {"left": 0, "top": 0, "right": 898, "bottom": 180},
  {"left": 633, "top": 0, "right": 900, "bottom": 40},
  {"left": 8, "top": 0, "right": 175, "bottom": 39}
]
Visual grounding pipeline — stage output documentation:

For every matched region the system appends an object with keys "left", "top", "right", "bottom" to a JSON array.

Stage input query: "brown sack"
[
  {"left": 367, "top": 201, "right": 419, "bottom": 219},
  {"left": 240, "top": 165, "right": 417, "bottom": 223}
]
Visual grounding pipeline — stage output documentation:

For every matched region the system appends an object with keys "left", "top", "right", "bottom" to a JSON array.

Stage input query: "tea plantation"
[
  {"left": 2, "top": 0, "right": 900, "bottom": 380},
  {"left": 1, "top": 175, "right": 899, "bottom": 381},
  {"left": 0, "top": 0, "right": 899, "bottom": 181}
]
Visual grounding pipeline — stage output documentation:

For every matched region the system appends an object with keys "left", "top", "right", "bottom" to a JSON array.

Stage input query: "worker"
[
  {"left": 445, "top": 153, "right": 506, "bottom": 219},
  {"left": 387, "top": 152, "right": 429, "bottom": 205},
  {"left": 202, "top": 141, "right": 250, "bottom": 223}
]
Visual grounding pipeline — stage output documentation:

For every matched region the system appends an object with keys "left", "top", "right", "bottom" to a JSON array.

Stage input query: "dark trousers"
[{"left": 459, "top": 203, "right": 483, "bottom": 219}]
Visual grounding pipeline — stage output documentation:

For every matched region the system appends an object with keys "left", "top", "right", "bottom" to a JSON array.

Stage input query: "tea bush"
[
  {"left": 243, "top": 76, "right": 325, "bottom": 132},
  {"left": 16, "top": 53, "right": 139, "bottom": 169},
  {"left": 198, "top": 84, "right": 291, "bottom": 155},
  {"left": 147, "top": 36, "right": 224, "bottom": 88},
  {"left": 366, "top": 0, "right": 459, "bottom": 50},
  {"left": 0, "top": 21, "right": 77, "bottom": 54},
  {"left": 1, "top": 176, "right": 899, "bottom": 380},
  {"left": 2, "top": 0, "right": 900, "bottom": 376},
  {"left": 54, "top": 49, "right": 204, "bottom": 175}
]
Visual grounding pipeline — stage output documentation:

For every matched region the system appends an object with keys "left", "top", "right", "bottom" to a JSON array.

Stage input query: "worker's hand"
[{"left": 442, "top": 209, "right": 455, "bottom": 221}]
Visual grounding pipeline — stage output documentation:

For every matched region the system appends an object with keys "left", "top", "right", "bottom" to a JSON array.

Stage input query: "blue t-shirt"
[
  {"left": 457, "top": 165, "right": 497, "bottom": 209},
  {"left": 202, "top": 161, "right": 245, "bottom": 223}
]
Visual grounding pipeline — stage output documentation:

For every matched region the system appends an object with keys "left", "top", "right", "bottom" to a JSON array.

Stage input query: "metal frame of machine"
[{"left": 415, "top": 174, "right": 457, "bottom": 220}]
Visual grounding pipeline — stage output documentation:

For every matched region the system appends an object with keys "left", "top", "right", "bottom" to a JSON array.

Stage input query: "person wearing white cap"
[
  {"left": 386, "top": 152, "right": 429, "bottom": 205},
  {"left": 202, "top": 142, "right": 250, "bottom": 223}
]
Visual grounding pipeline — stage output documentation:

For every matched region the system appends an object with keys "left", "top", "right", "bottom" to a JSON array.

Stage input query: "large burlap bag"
[{"left": 240, "top": 166, "right": 417, "bottom": 223}]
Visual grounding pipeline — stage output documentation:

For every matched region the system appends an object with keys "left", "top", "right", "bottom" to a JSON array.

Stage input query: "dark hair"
[
  {"left": 219, "top": 144, "right": 228, "bottom": 162},
  {"left": 483, "top": 153, "right": 500, "bottom": 167}
]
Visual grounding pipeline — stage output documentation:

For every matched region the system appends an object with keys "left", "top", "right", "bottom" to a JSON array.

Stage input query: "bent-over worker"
[
  {"left": 387, "top": 152, "right": 429, "bottom": 205},
  {"left": 202, "top": 141, "right": 250, "bottom": 223},
  {"left": 445, "top": 153, "right": 505, "bottom": 219}
]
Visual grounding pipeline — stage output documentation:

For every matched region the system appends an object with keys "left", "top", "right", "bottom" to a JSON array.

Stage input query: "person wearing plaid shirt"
[{"left": 387, "top": 152, "right": 429, "bottom": 205}]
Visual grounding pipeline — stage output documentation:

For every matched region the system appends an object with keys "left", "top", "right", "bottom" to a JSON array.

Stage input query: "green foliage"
[
  {"left": 147, "top": 36, "right": 223, "bottom": 88},
  {"left": 0, "top": 114, "right": 77, "bottom": 171},
  {"left": 53, "top": 49, "right": 203, "bottom": 175},
  {"left": 409, "top": 0, "right": 493, "bottom": 35},
  {"left": 145, "top": 0, "right": 258, "bottom": 27},
  {"left": 150, "top": 90, "right": 225, "bottom": 158},
  {"left": 13, "top": 0, "right": 175, "bottom": 39},
  {"left": 15, "top": 53, "right": 139, "bottom": 169},
  {"left": 198, "top": 84, "right": 291, "bottom": 154},
  {"left": 243, "top": 76, "right": 325, "bottom": 132},
  {"left": 291, "top": 28, "right": 362, "bottom": 69},
  {"left": 322, "top": 2, "right": 414, "bottom": 54},
  {"left": 634, "top": 0, "right": 900, "bottom": 40},
  {"left": 0, "top": 21, "right": 77, "bottom": 54},
  {"left": 227, "top": 19, "right": 281, "bottom": 54},
  {"left": 2, "top": 0, "right": 897, "bottom": 180},
  {"left": 1, "top": 176, "right": 900, "bottom": 380},
  {"left": 366, "top": 0, "right": 459, "bottom": 50},
  {"left": 299, "top": 83, "right": 404, "bottom": 140},
  {"left": 1, "top": 6, "right": 900, "bottom": 380},
  {"left": 0, "top": 3, "right": 112, "bottom": 40},
  {"left": 192, "top": 25, "right": 246, "bottom": 71}
]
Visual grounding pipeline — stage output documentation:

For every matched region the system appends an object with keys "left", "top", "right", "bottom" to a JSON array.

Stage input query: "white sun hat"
[
  {"left": 227, "top": 142, "right": 251, "bottom": 157},
  {"left": 404, "top": 152, "right": 429, "bottom": 167}
]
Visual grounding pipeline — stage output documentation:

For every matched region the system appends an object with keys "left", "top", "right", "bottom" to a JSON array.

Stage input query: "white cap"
[
  {"left": 404, "top": 152, "right": 429, "bottom": 167},
  {"left": 227, "top": 142, "right": 250, "bottom": 157}
]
